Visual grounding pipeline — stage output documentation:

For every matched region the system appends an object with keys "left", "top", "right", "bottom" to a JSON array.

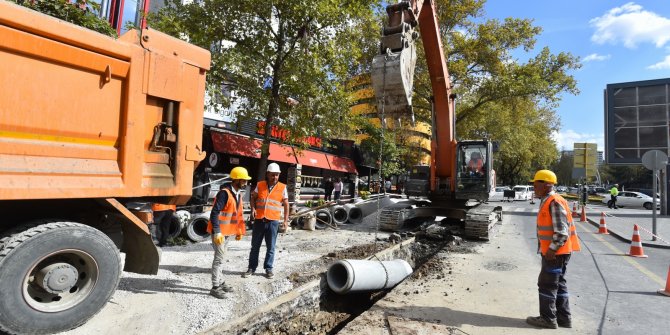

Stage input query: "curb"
[{"left": 585, "top": 218, "right": 670, "bottom": 250}]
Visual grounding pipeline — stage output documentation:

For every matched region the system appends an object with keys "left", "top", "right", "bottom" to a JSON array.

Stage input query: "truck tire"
[
  {"left": 0, "top": 221, "right": 121, "bottom": 335},
  {"left": 181, "top": 212, "right": 211, "bottom": 242}
]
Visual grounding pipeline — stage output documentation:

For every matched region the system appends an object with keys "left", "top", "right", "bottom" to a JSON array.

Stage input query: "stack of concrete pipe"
[{"left": 347, "top": 196, "right": 402, "bottom": 224}]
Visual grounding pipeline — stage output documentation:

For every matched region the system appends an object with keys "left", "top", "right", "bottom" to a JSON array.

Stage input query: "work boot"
[
  {"left": 218, "top": 282, "right": 234, "bottom": 293},
  {"left": 557, "top": 318, "right": 572, "bottom": 328},
  {"left": 209, "top": 286, "right": 226, "bottom": 299},
  {"left": 526, "top": 316, "right": 558, "bottom": 329},
  {"left": 265, "top": 270, "right": 274, "bottom": 279},
  {"left": 242, "top": 269, "right": 253, "bottom": 278}
]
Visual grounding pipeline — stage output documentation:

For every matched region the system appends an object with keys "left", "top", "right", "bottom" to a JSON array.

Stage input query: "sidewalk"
[{"left": 578, "top": 203, "right": 670, "bottom": 249}]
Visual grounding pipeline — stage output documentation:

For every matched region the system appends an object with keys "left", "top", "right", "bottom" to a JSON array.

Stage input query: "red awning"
[
  {"left": 326, "top": 154, "right": 358, "bottom": 174},
  {"left": 294, "top": 149, "right": 330, "bottom": 170},
  {"left": 211, "top": 131, "right": 260, "bottom": 158},
  {"left": 268, "top": 143, "right": 298, "bottom": 165},
  {"left": 210, "top": 131, "right": 297, "bottom": 165}
]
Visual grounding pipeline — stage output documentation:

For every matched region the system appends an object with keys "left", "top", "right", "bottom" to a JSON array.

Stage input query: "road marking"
[{"left": 577, "top": 222, "right": 665, "bottom": 286}]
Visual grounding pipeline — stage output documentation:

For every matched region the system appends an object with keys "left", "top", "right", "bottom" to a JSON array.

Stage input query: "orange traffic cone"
[
  {"left": 627, "top": 224, "right": 648, "bottom": 258},
  {"left": 598, "top": 212, "right": 609, "bottom": 234},
  {"left": 572, "top": 202, "right": 579, "bottom": 217},
  {"left": 659, "top": 265, "right": 670, "bottom": 297},
  {"left": 580, "top": 206, "right": 586, "bottom": 222}
]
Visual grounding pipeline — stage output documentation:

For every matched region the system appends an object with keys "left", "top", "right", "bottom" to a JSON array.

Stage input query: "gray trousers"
[{"left": 211, "top": 235, "right": 230, "bottom": 287}]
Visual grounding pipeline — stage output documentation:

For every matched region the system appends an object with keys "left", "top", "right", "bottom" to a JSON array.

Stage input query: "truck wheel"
[{"left": 0, "top": 221, "right": 121, "bottom": 335}]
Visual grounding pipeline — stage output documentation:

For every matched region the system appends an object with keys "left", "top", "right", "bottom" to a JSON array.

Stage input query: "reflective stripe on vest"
[
  {"left": 206, "top": 189, "right": 246, "bottom": 236},
  {"left": 537, "top": 194, "right": 581, "bottom": 255},
  {"left": 255, "top": 181, "right": 286, "bottom": 221},
  {"left": 152, "top": 203, "right": 176, "bottom": 211}
]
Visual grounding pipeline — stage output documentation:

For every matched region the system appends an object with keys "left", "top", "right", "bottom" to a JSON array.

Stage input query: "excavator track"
[{"left": 464, "top": 204, "right": 503, "bottom": 240}]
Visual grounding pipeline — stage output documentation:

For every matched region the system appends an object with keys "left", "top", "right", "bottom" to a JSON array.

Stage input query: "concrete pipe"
[
  {"left": 314, "top": 209, "right": 333, "bottom": 229},
  {"left": 181, "top": 211, "right": 211, "bottom": 242},
  {"left": 327, "top": 259, "right": 413, "bottom": 294},
  {"left": 330, "top": 205, "right": 348, "bottom": 225},
  {"left": 344, "top": 203, "right": 363, "bottom": 224}
]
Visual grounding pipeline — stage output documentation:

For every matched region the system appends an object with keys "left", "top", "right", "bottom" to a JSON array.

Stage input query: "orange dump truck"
[{"left": 0, "top": 2, "right": 210, "bottom": 334}]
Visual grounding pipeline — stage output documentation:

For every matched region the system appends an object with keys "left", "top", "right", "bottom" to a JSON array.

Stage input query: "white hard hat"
[{"left": 267, "top": 163, "right": 281, "bottom": 173}]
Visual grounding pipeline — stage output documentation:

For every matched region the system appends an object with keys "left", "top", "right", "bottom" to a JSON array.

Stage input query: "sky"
[{"left": 483, "top": 1, "right": 670, "bottom": 153}]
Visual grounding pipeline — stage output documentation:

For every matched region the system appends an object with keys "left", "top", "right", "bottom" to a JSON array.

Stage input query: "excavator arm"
[{"left": 371, "top": 0, "right": 456, "bottom": 194}]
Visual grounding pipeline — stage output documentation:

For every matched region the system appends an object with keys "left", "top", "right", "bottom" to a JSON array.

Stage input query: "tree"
[
  {"left": 550, "top": 152, "right": 574, "bottom": 186},
  {"left": 150, "top": 0, "right": 379, "bottom": 180},
  {"left": 358, "top": 122, "right": 404, "bottom": 179}
]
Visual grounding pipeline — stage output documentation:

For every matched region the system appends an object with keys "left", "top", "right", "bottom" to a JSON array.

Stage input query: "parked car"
[
  {"left": 600, "top": 191, "right": 660, "bottom": 210},
  {"left": 588, "top": 186, "right": 607, "bottom": 195},
  {"left": 556, "top": 186, "right": 568, "bottom": 193},
  {"left": 512, "top": 185, "right": 533, "bottom": 201},
  {"left": 489, "top": 186, "right": 511, "bottom": 201}
]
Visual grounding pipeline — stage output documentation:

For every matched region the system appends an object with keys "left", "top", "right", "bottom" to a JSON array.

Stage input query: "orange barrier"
[
  {"left": 598, "top": 212, "right": 609, "bottom": 234},
  {"left": 580, "top": 206, "right": 586, "bottom": 222},
  {"left": 659, "top": 265, "right": 670, "bottom": 297},
  {"left": 627, "top": 224, "right": 648, "bottom": 258},
  {"left": 572, "top": 202, "right": 579, "bottom": 218}
]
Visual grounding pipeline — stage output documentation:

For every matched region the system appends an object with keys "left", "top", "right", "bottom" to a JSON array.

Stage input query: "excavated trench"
[{"left": 207, "top": 234, "right": 474, "bottom": 335}]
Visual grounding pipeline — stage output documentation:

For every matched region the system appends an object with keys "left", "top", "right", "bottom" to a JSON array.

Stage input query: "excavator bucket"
[
  {"left": 370, "top": 2, "right": 418, "bottom": 122},
  {"left": 371, "top": 44, "right": 416, "bottom": 118}
]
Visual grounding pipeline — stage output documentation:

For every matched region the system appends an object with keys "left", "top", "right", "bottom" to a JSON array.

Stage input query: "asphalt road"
[{"left": 506, "top": 200, "right": 670, "bottom": 334}]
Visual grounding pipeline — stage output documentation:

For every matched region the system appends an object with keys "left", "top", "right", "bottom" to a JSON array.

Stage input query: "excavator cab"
[{"left": 455, "top": 141, "right": 493, "bottom": 201}]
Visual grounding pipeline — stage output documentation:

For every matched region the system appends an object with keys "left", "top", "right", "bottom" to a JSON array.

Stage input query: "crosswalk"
[{"left": 502, "top": 206, "right": 539, "bottom": 214}]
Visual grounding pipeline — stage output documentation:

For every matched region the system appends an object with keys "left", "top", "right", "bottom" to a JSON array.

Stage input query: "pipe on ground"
[
  {"left": 343, "top": 203, "right": 361, "bottom": 224},
  {"left": 327, "top": 259, "right": 413, "bottom": 294},
  {"left": 181, "top": 211, "right": 211, "bottom": 242},
  {"left": 331, "top": 205, "right": 348, "bottom": 225},
  {"left": 314, "top": 209, "right": 333, "bottom": 229},
  {"left": 349, "top": 196, "right": 402, "bottom": 224}
]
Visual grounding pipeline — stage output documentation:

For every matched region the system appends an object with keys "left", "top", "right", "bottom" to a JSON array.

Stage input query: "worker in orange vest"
[
  {"left": 151, "top": 203, "right": 176, "bottom": 247},
  {"left": 467, "top": 152, "right": 484, "bottom": 176},
  {"left": 243, "top": 162, "right": 289, "bottom": 280},
  {"left": 527, "top": 169, "right": 581, "bottom": 329},
  {"left": 206, "top": 166, "right": 251, "bottom": 299}
]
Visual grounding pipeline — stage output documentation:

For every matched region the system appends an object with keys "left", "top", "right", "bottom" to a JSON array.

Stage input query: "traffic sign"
[{"left": 641, "top": 150, "right": 668, "bottom": 171}]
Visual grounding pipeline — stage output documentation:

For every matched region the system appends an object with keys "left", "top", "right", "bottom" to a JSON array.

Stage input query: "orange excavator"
[{"left": 371, "top": 0, "right": 502, "bottom": 239}]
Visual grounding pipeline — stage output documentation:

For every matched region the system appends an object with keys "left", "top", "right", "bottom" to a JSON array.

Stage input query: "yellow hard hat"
[
  {"left": 530, "top": 170, "right": 557, "bottom": 184},
  {"left": 230, "top": 166, "right": 252, "bottom": 180}
]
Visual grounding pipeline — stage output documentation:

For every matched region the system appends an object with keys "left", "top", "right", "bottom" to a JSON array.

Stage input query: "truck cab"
[{"left": 455, "top": 141, "right": 494, "bottom": 202}]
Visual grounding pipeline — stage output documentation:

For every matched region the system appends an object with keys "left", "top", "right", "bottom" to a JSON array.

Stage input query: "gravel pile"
[{"left": 62, "top": 207, "right": 390, "bottom": 335}]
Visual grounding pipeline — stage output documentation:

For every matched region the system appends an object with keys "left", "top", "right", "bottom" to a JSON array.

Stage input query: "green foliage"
[
  {"left": 305, "top": 200, "right": 313, "bottom": 208},
  {"left": 11, "top": 0, "right": 117, "bottom": 37},
  {"left": 149, "top": 0, "right": 380, "bottom": 179},
  {"left": 317, "top": 198, "right": 325, "bottom": 206},
  {"left": 359, "top": 190, "right": 370, "bottom": 200},
  {"left": 358, "top": 122, "right": 404, "bottom": 178}
]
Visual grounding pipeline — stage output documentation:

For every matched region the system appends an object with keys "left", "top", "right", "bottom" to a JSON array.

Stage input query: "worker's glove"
[
  {"left": 213, "top": 233, "right": 224, "bottom": 245},
  {"left": 235, "top": 234, "right": 242, "bottom": 241}
]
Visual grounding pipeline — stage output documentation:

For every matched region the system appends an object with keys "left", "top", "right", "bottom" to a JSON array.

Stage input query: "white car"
[
  {"left": 512, "top": 185, "right": 533, "bottom": 201},
  {"left": 601, "top": 191, "right": 660, "bottom": 210},
  {"left": 489, "top": 186, "right": 511, "bottom": 201}
]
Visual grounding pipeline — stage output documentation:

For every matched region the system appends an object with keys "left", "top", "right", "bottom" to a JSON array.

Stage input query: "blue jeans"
[{"left": 248, "top": 219, "right": 279, "bottom": 271}]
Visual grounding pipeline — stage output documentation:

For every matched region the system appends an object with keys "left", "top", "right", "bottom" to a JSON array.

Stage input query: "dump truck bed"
[{"left": 0, "top": 1, "right": 210, "bottom": 202}]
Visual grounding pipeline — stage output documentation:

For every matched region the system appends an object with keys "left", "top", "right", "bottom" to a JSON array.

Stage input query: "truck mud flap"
[{"left": 102, "top": 199, "right": 160, "bottom": 275}]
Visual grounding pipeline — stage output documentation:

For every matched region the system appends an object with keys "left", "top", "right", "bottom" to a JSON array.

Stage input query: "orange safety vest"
[
  {"left": 468, "top": 159, "right": 483, "bottom": 172},
  {"left": 537, "top": 193, "right": 581, "bottom": 255},
  {"left": 152, "top": 203, "right": 176, "bottom": 211},
  {"left": 206, "top": 189, "right": 246, "bottom": 236},
  {"left": 254, "top": 181, "right": 286, "bottom": 221}
]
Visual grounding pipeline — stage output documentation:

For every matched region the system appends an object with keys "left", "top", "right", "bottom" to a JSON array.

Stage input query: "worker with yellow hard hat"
[
  {"left": 206, "top": 166, "right": 251, "bottom": 299},
  {"left": 526, "top": 169, "right": 581, "bottom": 329}
]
